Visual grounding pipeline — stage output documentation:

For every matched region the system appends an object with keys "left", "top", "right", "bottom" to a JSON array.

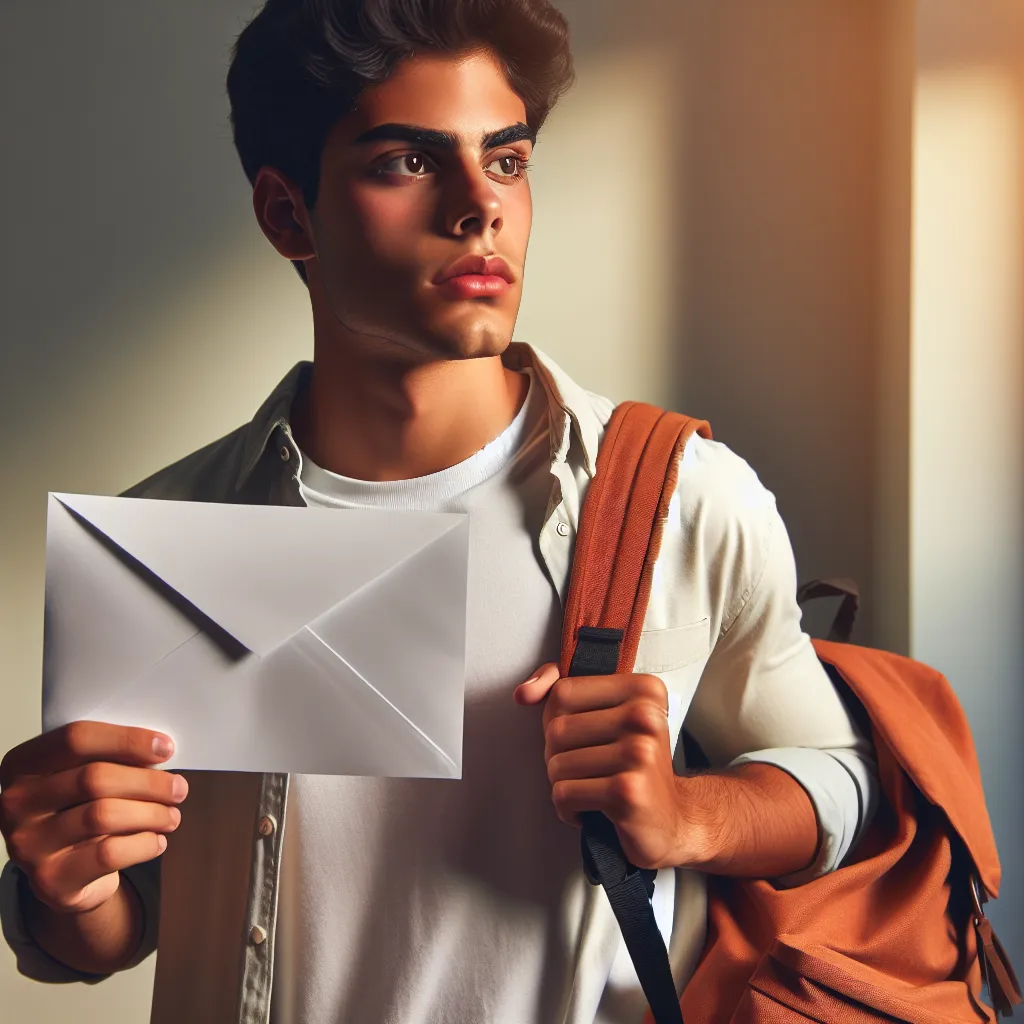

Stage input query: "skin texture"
[
  {"left": 0, "top": 723, "right": 186, "bottom": 973},
  {"left": 514, "top": 664, "right": 820, "bottom": 877},
  {"left": 256, "top": 48, "right": 535, "bottom": 481},
  {"left": 0, "top": 45, "right": 819, "bottom": 976}
]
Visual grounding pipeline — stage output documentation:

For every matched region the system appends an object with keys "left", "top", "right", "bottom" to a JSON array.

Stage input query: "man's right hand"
[{"left": 0, "top": 722, "right": 187, "bottom": 916}]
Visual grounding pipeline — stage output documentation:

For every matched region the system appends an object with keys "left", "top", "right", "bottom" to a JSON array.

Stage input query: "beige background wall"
[
  {"left": 1, "top": 1, "right": 1019, "bottom": 1020},
  {"left": 909, "top": 0, "right": 1024, "bottom": 964}
]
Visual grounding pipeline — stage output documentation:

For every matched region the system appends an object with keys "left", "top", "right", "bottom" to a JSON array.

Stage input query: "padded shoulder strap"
[
  {"left": 560, "top": 401, "right": 712, "bottom": 676},
  {"left": 560, "top": 401, "right": 711, "bottom": 1024}
]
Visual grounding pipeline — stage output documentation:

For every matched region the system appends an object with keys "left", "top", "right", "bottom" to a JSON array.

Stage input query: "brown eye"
[
  {"left": 380, "top": 153, "right": 433, "bottom": 177},
  {"left": 487, "top": 155, "right": 526, "bottom": 178}
]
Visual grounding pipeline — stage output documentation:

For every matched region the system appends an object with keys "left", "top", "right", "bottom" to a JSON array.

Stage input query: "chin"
[{"left": 425, "top": 315, "right": 516, "bottom": 361}]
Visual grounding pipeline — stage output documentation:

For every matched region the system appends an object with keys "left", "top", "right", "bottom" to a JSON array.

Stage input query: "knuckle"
[
  {"left": 627, "top": 700, "right": 664, "bottom": 736},
  {"left": 83, "top": 799, "right": 117, "bottom": 835},
  {"left": 156, "top": 773, "right": 176, "bottom": 802},
  {"left": 4, "top": 826, "right": 31, "bottom": 864},
  {"left": 61, "top": 720, "right": 99, "bottom": 761},
  {"left": 550, "top": 780, "right": 571, "bottom": 811},
  {"left": 638, "top": 673, "right": 668, "bottom": 702},
  {"left": 31, "top": 860, "right": 61, "bottom": 904},
  {"left": 78, "top": 762, "right": 111, "bottom": 801},
  {"left": 94, "top": 836, "right": 121, "bottom": 874},
  {"left": 62, "top": 721, "right": 90, "bottom": 758},
  {"left": 625, "top": 701, "right": 653, "bottom": 732},
  {"left": 625, "top": 734, "right": 657, "bottom": 767},
  {"left": 545, "top": 715, "right": 569, "bottom": 749},
  {"left": 611, "top": 773, "right": 640, "bottom": 812}
]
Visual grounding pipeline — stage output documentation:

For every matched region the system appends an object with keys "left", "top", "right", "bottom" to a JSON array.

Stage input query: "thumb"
[{"left": 513, "top": 662, "right": 561, "bottom": 706}]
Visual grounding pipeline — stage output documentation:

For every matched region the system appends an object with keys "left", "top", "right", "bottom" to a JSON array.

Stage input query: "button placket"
[{"left": 241, "top": 773, "right": 289, "bottom": 1022}]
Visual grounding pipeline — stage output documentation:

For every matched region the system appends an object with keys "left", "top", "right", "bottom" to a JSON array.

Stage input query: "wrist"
[
  {"left": 670, "top": 773, "right": 726, "bottom": 870},
  {"left": 669, "top": 763, "right": 821, "bottom": 878},
  {"left": 21, "top": 872, "right": 144, "bottom": 975}
]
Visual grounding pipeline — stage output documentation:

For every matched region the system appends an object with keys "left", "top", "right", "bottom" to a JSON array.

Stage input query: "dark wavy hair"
[{"left": 227, "top": 0, "right": 575, "bottom": 281}]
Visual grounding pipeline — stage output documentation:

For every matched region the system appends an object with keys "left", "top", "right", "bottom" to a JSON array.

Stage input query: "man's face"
[{"left": 305, "top": 48, "right": 535, "bottom": 363}]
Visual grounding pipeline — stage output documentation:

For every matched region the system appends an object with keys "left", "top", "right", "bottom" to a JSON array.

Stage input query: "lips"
[{"left": 434, "top": 253, "right": 515, "bottom": 285}]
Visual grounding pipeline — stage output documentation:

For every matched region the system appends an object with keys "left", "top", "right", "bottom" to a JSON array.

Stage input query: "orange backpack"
[{"left": 560, "top": 402, "right": 1020, "bottom": 1024}]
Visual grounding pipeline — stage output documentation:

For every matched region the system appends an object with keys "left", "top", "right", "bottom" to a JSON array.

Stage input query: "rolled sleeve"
[
  {"left": 0, "top": 856, "right": 161, "bottom": 982},
  {"left": 683, "top": 474, "right": 880, "bottom": 880},
  {"left": 728, "top": 744, "right": 879, "bottom": 886},
  {"left": 1, "top": 860, "right": 103, "bottom": 983}
]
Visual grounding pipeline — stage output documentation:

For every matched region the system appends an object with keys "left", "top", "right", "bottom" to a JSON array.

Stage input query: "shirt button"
[
  {"left": 257, "top": 814, "right": 278, "bottom": 838},
  {"left": 279, "top": 445, "right": 291, "bottom": 462},
  {"left": 556, "top": 521, "right": 570, "bottom": 537},
  {"left": 249, "top": 925, "right": 267, "bottom": 945}
]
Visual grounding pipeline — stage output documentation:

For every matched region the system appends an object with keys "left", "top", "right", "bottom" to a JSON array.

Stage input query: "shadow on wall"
[
  {"left": 2, "top": 0, "right": 885, "bottom": 630},
  {"left": 553, "top": 0, "right": 890, "bottom": 643},
  {"left": 1, "top": 0, "right": 1021, "bottom": 1016}
]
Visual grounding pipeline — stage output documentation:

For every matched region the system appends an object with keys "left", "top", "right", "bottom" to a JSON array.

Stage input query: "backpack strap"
[
  {"left": 971, "top": 876, "right": 1022, "bottom": 1015},
  {"left": 795, "top": 577, "right": 860, "bottom": 643},
  {"left": 560, "top": 401, "right": 712, "bottom": 1024}
]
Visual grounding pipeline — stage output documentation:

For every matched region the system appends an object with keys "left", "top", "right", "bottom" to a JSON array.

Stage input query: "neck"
[{"left": 291, "top": 338, "right": 530, "bottom": 483}]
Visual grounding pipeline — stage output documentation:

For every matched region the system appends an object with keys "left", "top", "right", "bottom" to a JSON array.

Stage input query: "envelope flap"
[{"left": 52, "top": 493, "right": 467, "bottom": 656}]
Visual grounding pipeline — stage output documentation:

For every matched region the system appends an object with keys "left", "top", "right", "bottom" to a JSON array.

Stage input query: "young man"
[{"left": 0, "top": 1, "right": 879, "bottom": 1021}]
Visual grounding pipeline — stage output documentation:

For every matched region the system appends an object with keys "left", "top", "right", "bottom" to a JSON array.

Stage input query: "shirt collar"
[
  {"left": 235, "top": 361, "right": 312, "bottom": 491},
  {"left": 234, "top": 342, "right": 599, "bottom": 492},
  {"left": 502, "top": 342, "right": 600, "bottom": 478}
]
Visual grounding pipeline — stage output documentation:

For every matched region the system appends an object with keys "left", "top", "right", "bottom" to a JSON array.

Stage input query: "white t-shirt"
[
  {"left": 273, "top": 369, "right": 591, "bottom": 1023},
  {"left": 269, "top": 368, "right": 869, "bottom": 1024},
  {"left": 0, "top": 345, "right": 877, "bottom": 1024}
]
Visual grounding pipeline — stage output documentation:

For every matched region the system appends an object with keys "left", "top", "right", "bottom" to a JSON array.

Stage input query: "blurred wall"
[
  {"left": 910, "top": 0, "right": 1024, "bottom": 964},
  {"left": 0, "top": 1, "right": 1019, "bottom": 1021},
  {"left": 1, "top": 3, "right": 311, "bottom": 1019},
  {"left": 532, "top": 0, "right": 918, "bottom": 654}
]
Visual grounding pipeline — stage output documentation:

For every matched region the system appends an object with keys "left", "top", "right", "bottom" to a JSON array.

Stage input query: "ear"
[{"left": 252, "top": 167, "right": 317, "bottom": 264}]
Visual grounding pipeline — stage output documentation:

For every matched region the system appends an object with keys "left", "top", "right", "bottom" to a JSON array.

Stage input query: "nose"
[{"left": 444, "top": 163, "right": 503, "bottom": 239}]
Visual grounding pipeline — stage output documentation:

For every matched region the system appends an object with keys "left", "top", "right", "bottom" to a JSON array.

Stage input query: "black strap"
[{"left": 569, "top": 627, "right": 685, "bottom": 1024}]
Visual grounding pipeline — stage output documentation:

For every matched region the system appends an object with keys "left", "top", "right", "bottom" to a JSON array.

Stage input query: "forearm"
[
  {"left": 675, "top": 762, "right": 820, "bottom": 878},
  {"left": 20, "top": 873, "right": 145, "bottom": 976}
]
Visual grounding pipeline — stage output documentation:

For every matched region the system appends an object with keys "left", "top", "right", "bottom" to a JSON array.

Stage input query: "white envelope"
[{"left": 42, "top": 493, "right": 469, "bottom": 778}]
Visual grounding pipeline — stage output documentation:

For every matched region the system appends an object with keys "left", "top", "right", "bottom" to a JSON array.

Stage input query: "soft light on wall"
[
  {"left": 910, "top": 63, "right": 1024, "bottom": 951},
  {"left": 516, "top": 47, "right": 680, "bottom": 409}
]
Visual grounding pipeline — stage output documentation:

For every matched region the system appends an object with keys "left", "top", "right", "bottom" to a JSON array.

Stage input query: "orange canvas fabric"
[
  {"left": 562, "top": 402, "right": 1019, "bottom": 1024},
  {"left": 558, "top": 402, "right": 711, "bottom": 679},
  {"left": 677, "top": 640, "right": 1008, "bottom": 1024}
]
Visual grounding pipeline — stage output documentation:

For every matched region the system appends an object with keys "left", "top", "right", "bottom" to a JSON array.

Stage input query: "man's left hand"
[{"left": 514, "top": 663, "right": 699, "bottom": 871}]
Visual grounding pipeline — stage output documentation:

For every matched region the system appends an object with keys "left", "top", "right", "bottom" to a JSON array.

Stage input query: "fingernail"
[
  {"left": 156, "top": 835, "right": 168, "bottom": 853},
  {"left": 522, "top": 675, "right": 539, "bottom": 686},
  {"left": 168, "top": 807, "right": 182, "bottom": 827},
  {"left": 152, "top": 736, "right": 174, "bottom": 759},
  {"left": 171, "top": 774, "right": 188, "bottom": 802}
]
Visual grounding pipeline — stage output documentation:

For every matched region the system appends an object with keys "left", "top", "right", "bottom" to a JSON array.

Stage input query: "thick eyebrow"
[
  {"left": 352, "top": 122, "right": 536, "bottom": 151},
  {"left": 481, "top": 123, "right": 536, "bottom": 149}
]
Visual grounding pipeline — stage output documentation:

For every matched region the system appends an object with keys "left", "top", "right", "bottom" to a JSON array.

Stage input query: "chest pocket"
[{"left": 633, "top": 616, "right": 710, "bottom": 675}]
